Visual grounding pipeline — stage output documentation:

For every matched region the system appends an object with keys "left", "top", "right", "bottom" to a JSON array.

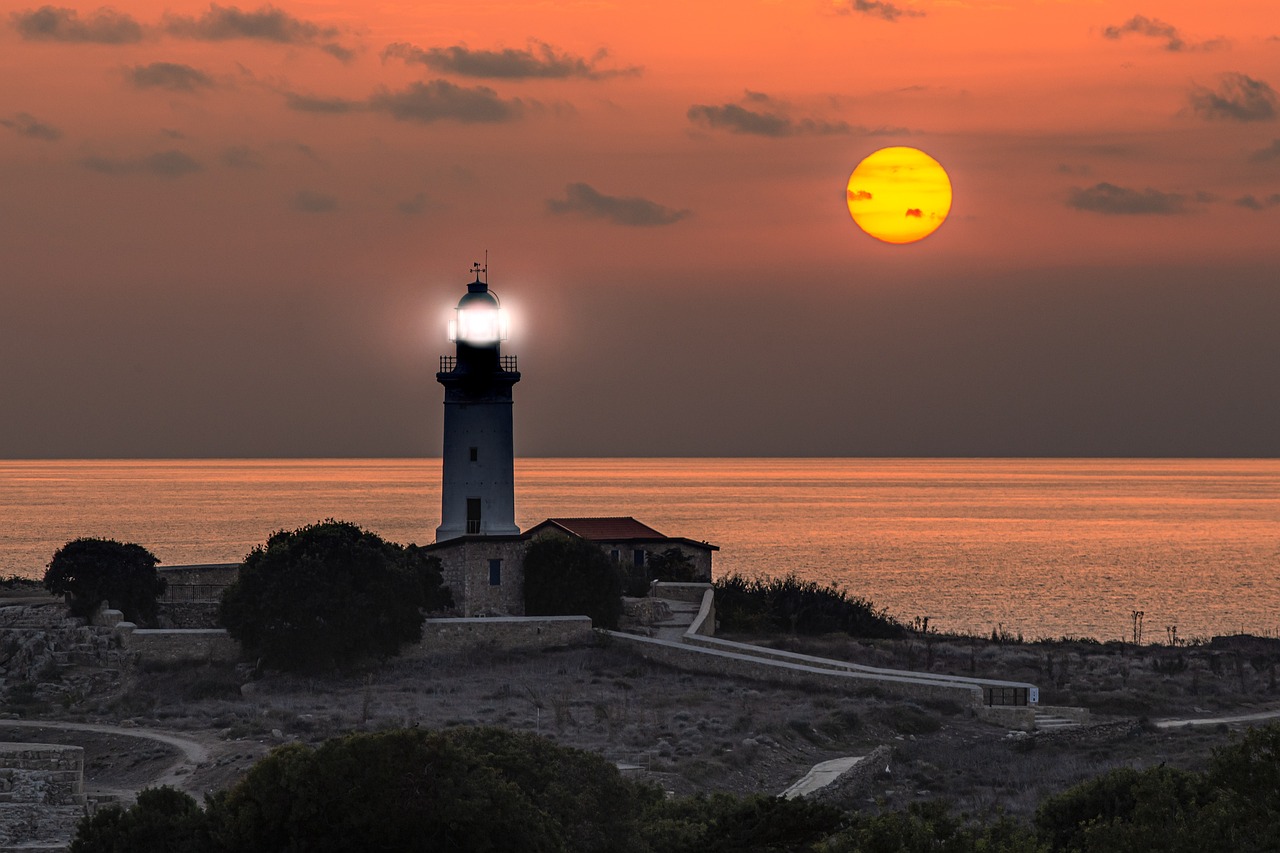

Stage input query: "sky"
[{"left": 1, "top": 0, "right": 1278, "bottom": 458}]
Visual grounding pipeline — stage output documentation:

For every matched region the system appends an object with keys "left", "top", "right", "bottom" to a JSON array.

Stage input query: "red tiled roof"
[{"left": 539, "top": 517, "right": 665, "bottom": 540}]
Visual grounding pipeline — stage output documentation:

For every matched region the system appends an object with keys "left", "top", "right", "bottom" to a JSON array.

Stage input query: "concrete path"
[
  {"left": 2, "top": 719, "right": 211, "bottom": 791},
  {"left": 1154, "top": 707, "right": 1280, "bottom": 729},
  {"left": 779, "top": 755, "right": 866, "bottom": 800}
]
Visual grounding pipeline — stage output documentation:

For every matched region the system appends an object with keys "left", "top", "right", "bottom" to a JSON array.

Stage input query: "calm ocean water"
[{"left": 2, "top": 458, "right": 1277, "bottom": 641}]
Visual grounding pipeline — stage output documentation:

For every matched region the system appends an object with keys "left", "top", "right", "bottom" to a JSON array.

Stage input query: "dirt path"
[
  {"left": 2, "top": 719, "right": 212, "bottom": 792},
  {"left": 1153, "top": 707, "right": 1280, "bottom": 729}
]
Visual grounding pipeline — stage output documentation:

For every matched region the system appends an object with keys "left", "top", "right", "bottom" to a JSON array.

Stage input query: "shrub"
[
  {"left": 220, "top": 520, "right": 450, "bottom": 671},
  {"left": 71, "top": 786, "right": 212, "bottom": 853},
  {"left": 523, "top": 535, "right": 624, "bottom": 629},
  {"left": 713, "top": 573, "right": 905, "bottom": 638},
  {"left": 43, "top": 537, "right": 165, "bottom": 625}
]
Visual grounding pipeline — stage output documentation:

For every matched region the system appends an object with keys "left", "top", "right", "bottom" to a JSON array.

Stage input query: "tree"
[
  {"left": 523, "top": 534, "right": 624, "bottom": 629},
  {"left": 219, "top": 520, "right": 450, "bottom": 671},
  {"left": 71, "top": 786, "right": 213, "bottom": 853},
  {"left": 43, "top": 537, "right": 166, "bottom": 625}
]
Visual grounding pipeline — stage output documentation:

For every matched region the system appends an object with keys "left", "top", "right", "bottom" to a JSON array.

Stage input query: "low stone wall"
[
  {"left": 0, "top": 742, "right": 85, "bottom": 852},
  {"left": 806, "top": 745, "right": 893, "bottom": 806},
  {"left": 118, "top": 627, "right": 240, "bottom": 664},
  {"left": 416, "top": 616, "right": 594, "bottom": 654},
  {"left": 685, "top": 588, "right": 716, "bottom": 638},
  {"left": 651, "top": 582, "right": 712, "bottom": 604},
  {"left": 159, "top": 602, "right": 221, "bottom": 629},
  {"left": 604, "top": 631, "right": 985, "bottom": 707}
]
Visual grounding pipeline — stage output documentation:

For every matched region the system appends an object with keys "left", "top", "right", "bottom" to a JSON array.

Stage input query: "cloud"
[
  {"left": 10, "top": 5, "right": 144, "bottom": 43},
  {"left": 292, "top": 189, "right": 337, "bottom": 212},
  {"left": 0, "top": 112, "right": 62, "bottom": 140},
  {"left": 1189, "top": 73, "right": 1278, "bottom": 122},
  {"left": 1248, "top": 139, "right": 1280, "bottom": 162},
  {"left": 905, "top": 208, "right": 922, "bottom": 217},
  {"left": 396, "top": 193, "right": 429, "bottom": 215},
  {"left": 82, "top": 149, "right": 202, "bottom": 178},
  {"left": 1066, "top": 182, "right": 1195, "bottom": 215},
  {"left": 1234, "top": 193, "right": 1280, "bottom": 210},
  {"left": 164, "top": 4, "right": 350, "bottom": 56},
  {"left": 687, "top": 102, "right": 851, "bottom": 137},
  {"left": 368, "top": 81, "right": 524, "bottom": 123},
  {"left": 546, "top": 182, "right": 689, "bottom": 227},
  {"left": 221, "top": 145, "right": 261, "bottom": 168},
  {"left": 837, "top": 0, "right": 924, "bottom": 22},
  {"left": 1102, "top": 15, "right": 1186, "bottom": 51},
  {"left": 284, "top": 92, "right": 363, "bottom": 113},
  {"left": 382, "top": 40, "right": 640, "bottom": 80},
  {"left": 849, "top": 189, "right": 873, "bottom": 201},
  {"left": 126, "top": 62, "right": 215, "bottom": 92}
]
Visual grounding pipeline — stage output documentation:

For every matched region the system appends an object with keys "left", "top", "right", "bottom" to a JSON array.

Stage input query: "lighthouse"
[{"left": 435, "top": 264, "right": 521, "bottom": 542}]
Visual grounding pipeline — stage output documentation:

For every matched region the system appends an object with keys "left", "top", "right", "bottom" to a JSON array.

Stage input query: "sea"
[{"left": 2, "top": 458, "right": 1277, "bottom": 642}]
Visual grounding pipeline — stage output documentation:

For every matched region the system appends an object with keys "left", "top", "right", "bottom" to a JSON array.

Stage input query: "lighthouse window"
[
  {"left": 633, "top": 549, "right": 646, "bottom": 568},
  {"left": 469, "top": 447, "right": 478, "bottom": 462},
  {"left": 488, "top": 559, "right": 502, "bottom": 586}
]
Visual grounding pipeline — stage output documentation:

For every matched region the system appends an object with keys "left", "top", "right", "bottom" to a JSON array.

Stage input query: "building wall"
[
  {"left": 598, "top": 541, "right": 714, "bottom": 581},
  {"left": 432, "top": 539, "right": 528, "bottom": 616},
  {"left": 415, "top": 616, "right": 593, "bottom": 654}
]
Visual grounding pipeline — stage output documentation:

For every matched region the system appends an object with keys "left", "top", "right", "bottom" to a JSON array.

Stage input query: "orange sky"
[{"left": 2, "top": 0, "right": 1278, "bottom": 457}]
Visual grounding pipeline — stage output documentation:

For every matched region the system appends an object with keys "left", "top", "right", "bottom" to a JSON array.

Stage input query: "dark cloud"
[
  {"left": 292, "top": 189, "right": 337, "bottom": 213},
  {"left": 284, "top": 92, "right": 363, "bottom": 114},
  {"left": 546, "top": 182, "right": 689, "bottom": 227},
  {"left": 320, "top": 42, "right": 355, "bottom": 62},
  {"left": 838, "top": 0, "right": 924, "bottom": 22},
  {"left": 396, "top": 193, "right": 429, "bottom": 215},
  {"left": 1067, "top": 182, "right": 1193, "bottom": 215},
  {"left": 1103, "top": 15, "right": 1186, "bottom": 50},
  {"left": 221, "top": 145, "right": 261, "bottom": 168},
  {"left": 10, "top": 5, "right": 143, "bottom": 43},
  {"left": 368, "top": 81, "right": 524, "bottom": 123},
  {"left": 687, "top": 102, "right": 851, "bottom": 137},
  {"left": 1234, "top": 193, "right": 1280, "bottom": 210},
  {"left": 849, "top": 189, "right": 873, "bottom": 201},
  {"left": 1189, "top": 73, "right": 1278, "bottom": 122},
  {"left": 1248, "top": 139, "right": 1280, "bottom": 162},
  {"left": 126, "top": 62, "right": 215, "bottom": 92},
  {"left": 0, "top": 112, "right": 62, "bottom": 141},
  {"left": 905, "top": 208, "right": 922, "bottom": 217},
  {"left": 82, "top": 149, "right": 202, "bottom": 178},
  {"left": 382, "top": 40, "right": 640, "bottom": 80},
  {"left": 163, "top": 4, "right": 350, "bottom": 56}
]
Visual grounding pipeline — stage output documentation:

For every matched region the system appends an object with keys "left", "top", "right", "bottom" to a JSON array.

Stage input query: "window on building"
[
  {"left": 489, "top": 559, "right": 502, "bottom": 586},
  {"left": 610, "top": 549, "right": 620, "bottom": 563},
  {"left": 633, "top": 549, "right": 645, "bottom": 568},
  {"left": 469, "top": 447, "right": 478, "bottom": 462},
  {"left": 466, "top": 498, "right": 481, "bottom": 535}
]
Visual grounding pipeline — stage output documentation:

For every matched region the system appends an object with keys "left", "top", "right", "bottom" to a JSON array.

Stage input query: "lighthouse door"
[{"left": 466, "top": 498, "right": 482, "bottom": 534}]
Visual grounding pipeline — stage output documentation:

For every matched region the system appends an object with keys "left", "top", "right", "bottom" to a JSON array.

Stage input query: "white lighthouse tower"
[{"left": 435, "top": 264, "right": 521, "bottom": 542}]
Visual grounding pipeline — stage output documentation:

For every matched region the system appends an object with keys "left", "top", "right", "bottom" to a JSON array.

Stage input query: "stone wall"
[
  {"left": 807, "top": 745, "right": 893, "bottom": 806},
  {"left": 431, "top": 539, "right": 528, "bottom": 616},
  {"left": 117, "top": 627, "right": 240, "bottom": 664},
  {"left": 416, "top": 616, "right": 594, "bottom": 654},
  {"left": 604, "top": 631, "right": 986, "bottom": 707},
  {"left": 159, "top": 602, "right": 221, "bottom": 629},
  {"left": 0, "top": 742, "right": 85, "bottom": 851}
]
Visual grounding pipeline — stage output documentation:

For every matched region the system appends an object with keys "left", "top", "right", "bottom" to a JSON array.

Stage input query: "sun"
[{"left": 846, "top": 147, "right": 952, "bottom": 245}]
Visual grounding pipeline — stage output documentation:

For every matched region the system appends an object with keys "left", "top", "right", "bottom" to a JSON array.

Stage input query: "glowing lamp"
[{"left": 447, "top": 284, "right": 509, "bottom": 346}]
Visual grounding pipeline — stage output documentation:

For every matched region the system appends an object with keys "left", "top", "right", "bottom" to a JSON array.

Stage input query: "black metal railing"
[
  {"left": 466, "top": 520, "right": 482, "bottom": 534},
  {"left": 161, "top": 583, "right": 226, "bottom": 603},
  {"left": 501, "top": 355, "right": 517, "bottom": 371},
  {"left": 983, "top": 686, "right": 1030, "bottom": 707},
  {"left": 440, "top": 355, "right": 457, "bottom": 372}
]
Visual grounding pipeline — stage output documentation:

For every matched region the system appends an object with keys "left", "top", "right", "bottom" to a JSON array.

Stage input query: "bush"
[
  {"left": 523, "top": 535, "right": 624, "bottom": 629},
  {"left": 71, "top": 786, "right": 211, "bottom": 853},
  {"left": 43, "top": 537, "right": 165, "bottom": 625},
  {"left": 219, "top": 520, "right": 450, "bottom": 671},
  {"left": 713, "top": 573, "right": 905, "bottom": 639}
]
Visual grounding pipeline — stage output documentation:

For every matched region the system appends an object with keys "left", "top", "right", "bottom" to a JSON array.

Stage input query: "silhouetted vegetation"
[
  {"left": 523, "top": 534, "right": 624, "bottom": 629},
  {"left": 220, "top": 520, "right": 451, "bottom": 672},
  {"left": 43, "top": 537, "right": 166, "bottom": 625},
  {"left": 714, "top": 573, "right": 906, "bottom": 639},
  {"left": 622, "top": 547, "right": 701, "bottom": 596},
  {"left": 70, "top": 723, "right": 1280, "bottom": 853}
]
